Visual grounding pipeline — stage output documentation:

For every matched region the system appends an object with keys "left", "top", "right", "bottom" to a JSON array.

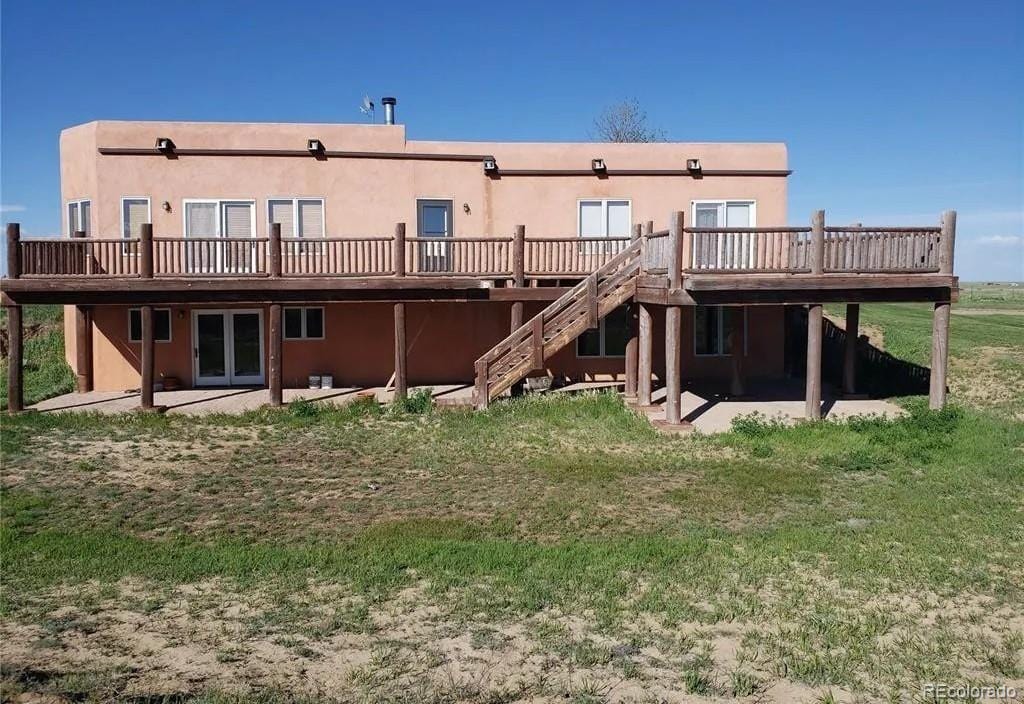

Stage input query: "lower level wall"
[{"left": 67, "top": 302, "right": 787, "bottom": 392}]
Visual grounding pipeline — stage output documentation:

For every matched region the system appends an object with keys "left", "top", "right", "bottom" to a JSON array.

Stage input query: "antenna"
[{"left": 359, "top": 95, "right": 375, "bottom": 122}]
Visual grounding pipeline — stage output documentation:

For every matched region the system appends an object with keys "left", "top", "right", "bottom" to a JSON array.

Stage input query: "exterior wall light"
[
  {"left": 591, "top": 158, "right": 606, "bottom": 172},
  {"left": 155, "top": 137, "right": 175, "bottom": 156},
  {"left": 307, "top": 139, "right": 326, "bottom": 159},
  {"left": 483, "top": 157, "right": 498, "bottom": 175},
  {"left": 161, "top": 201, "right": 172, "bottom": 213},
  {"left": 687, "top": 158, "right": 702, "bottom": 176}
]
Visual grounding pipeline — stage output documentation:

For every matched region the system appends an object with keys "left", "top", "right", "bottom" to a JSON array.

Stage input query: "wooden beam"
[
  {"left": 269, "top": 303, "right": 283, "bottom": 406},
  {"left": 843, "top": 303, "right": 860, "bottom": 396},
  {"left": 665, "top": 305, "right": 682, "bottom": 424},
  {"left": 806, "top": 304, "right": 823, "bottom": 420},
  {"left": 586, "top": 276, "right": 598, "bottom": 328},
  {"left": 531, "top": 315, "right": 545, "bottom": 370},
  {"left": 75, "top": 305, "right": 93, "bottom": 393},
  {"left": 140, "top": 305, "right": 154, "bottom": 410},
  {"left": 393, "top": 302, "right": 407, "bottom": 401},
  {"left": 6, "top": 304, "right": 23, "bottom": 412},
  {"left": 929, "top": 301, "right": 951, "bottom": 409},
  {"left": 638, "top": 303, "right": 653, "bottom": 406},
  {"left": 685, "top": 273, "right": 956, "bottom": 291}
]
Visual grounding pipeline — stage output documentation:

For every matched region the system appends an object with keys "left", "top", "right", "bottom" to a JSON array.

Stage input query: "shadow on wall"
[{"left": 785, "top": 307, "right": 931, "bottom": 398}]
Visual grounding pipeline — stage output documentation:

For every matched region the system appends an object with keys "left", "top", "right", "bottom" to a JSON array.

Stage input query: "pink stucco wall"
[{"left": 59, "top": 120, "right": 788, "bottom": 391}]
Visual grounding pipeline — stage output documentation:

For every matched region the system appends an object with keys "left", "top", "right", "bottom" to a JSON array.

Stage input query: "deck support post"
[
  {"left": 269, "top": 303, "right": 283, "bottom": 406},
  {"left": 6, "top": 303, "right": 23, "bottom": 413},
  {"left": 665, "top": 305, "right": 682, "bottom": 424},
  {"left": 638, "top": 303, "right": 653, "bottom": 406},
  {"left": 139, "top": 305, "right": 155, "bottom": 411},
  {"left": 394, "top": 302, "right": 407, "bottom": 402},
  {"left": 843, "top": 303, "right": 860, "bottom": 396},
  {"left": 730, "top": 307, "right": 745, "bottom": 397},
  {"left": 75, "top": 305, "right": 93, "bottom": 393},
  {"left": 805, "top": 303, "right": 823, "bottom": 420},
  {"left": 624, "top": 223, "right": 642, "bottom": 402},
  {"left": 929, "top": 301, "right": 951, "bottom": 409},
  {"left": 510, "top": 224, "right": 526, "bottom": 397}
]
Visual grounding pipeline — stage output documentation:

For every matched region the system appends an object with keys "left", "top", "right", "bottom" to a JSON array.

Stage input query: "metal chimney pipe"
[{"left": 382, "top": 97, "right": 397, "bottom": 125}]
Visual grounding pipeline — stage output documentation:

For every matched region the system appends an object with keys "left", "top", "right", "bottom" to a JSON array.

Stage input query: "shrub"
[
  {"left": 389, "top": 387, "right": 434, "bottom": 415},
  {"left": 730, "top": 412, "right": 788, "bottom": 438}
]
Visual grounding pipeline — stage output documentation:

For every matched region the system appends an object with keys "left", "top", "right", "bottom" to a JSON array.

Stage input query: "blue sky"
[{"left": 2, "top": 0, "right": 1021, "bottom": 280}]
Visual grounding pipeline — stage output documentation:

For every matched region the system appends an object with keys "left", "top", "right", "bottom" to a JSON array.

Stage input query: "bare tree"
[{"left": 592, "top": 99, "right": 667, "bottom": 142}]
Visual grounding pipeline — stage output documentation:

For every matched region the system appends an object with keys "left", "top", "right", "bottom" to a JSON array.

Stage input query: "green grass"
[{"left": 0, "top": 305, "right": 75, "bottom": 409}]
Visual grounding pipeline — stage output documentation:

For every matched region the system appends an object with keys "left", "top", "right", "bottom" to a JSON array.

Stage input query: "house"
[{"left": 1, "top": 101, "right": 958, "bottom": 422}]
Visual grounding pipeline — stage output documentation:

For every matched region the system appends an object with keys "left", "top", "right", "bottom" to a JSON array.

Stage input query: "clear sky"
[{"left": 2, "top": 0, "right": 1021, "bottom": 280}]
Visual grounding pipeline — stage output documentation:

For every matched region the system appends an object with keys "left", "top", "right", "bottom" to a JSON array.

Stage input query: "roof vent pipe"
[{"left": 382, "top": 97, "right": 397, "bottom": 125}]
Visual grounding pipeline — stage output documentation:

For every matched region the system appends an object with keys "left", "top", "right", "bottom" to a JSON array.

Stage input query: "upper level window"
[
  {"left": 692, "top": 201, "right": 756, "bottom": 269},
  {"left": 67, "top": 200, "right": 91, "bottom": 236},
  {"left": 268, "top": 198, "right": 325, "bottom": 238},
  {"left": 579, "top": 199, "right": 630, "bottom": 254},
  {"left": 184, "top": 200, "right": 256, "bottom": 238},
  {"left": 121, "top": 197, "right": 150, "bottom": 239},
  {"left": 692, "top": 201, "right": 755, "bottom": 229},
  {"left": 577, "top": 305, "right": 630, "bottom": 358}
]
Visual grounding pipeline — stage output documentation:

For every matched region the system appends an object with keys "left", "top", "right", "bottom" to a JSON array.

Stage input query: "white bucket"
[
  {"left": 321, "top": 375, "right": 334, "bottom": 389},
  {"left": 308, "top": 375, "right": 321, "bottom": 390}
]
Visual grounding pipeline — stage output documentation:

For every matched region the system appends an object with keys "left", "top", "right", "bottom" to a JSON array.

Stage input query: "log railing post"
[
  {"left": 6, "top": 223, "right": 21, "bottom": 279},
  {"left": 269, "top": 303, "right": 283, "bottom": 406},
  {"left": 638, "top": 222, "right": 648, "bottom": 275},
  {"left": 624, "top": 223, "right": 641, "bottom": 400},
  {"left": 474, "top": 359, "right": 489, "bottom": 410},
  {"left": 806, "top": 304, "right": 823, "bottom": 419},
  {"left": 394, "top": 222, "right": 406, "bottom": 276},
  {"left": 669, "top": 211, "right": 684, "bottom": 288},
  {"left": 269, "top": 223, "right": 282, "bottom": 277},
  {"left": 6, "top": 303, "right": 23, "bottom": 412},
  {"left": 140, "top": 223, "right": 154, "bottom": 278},
  {"left": 939, "top": 210, "right": 956, "bottom": 275},
  {"left": 140, "top": 305, "right": 155, "bottom": 410},
  {"left": 811, "top": 210, "right": 825, "bottom": 275}
]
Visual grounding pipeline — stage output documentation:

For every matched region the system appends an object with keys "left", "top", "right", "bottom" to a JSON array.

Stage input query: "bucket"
[
  {"left": 321, "top": 375, "right": 334, "bottom": 389},
  {"left": 308, "top": 375, "right": 321, "bottom": 389}
]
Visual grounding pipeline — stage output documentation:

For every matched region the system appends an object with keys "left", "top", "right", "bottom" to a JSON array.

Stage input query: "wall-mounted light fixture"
[
  {"left": 463, "top": 203, "right": 471, "bottom": 214},
  {"left": 591, "top": 158, "right": 607, "bottom": 173},
  {"left": 686, "top": 158, "right": 702, "bottom": 178},
  {"left": 161, "top": 201, "right": 172, "bottom": 213},
  {"left": 307, "top": 138, "right": 326, "bottom": 160},
  {"left": 483, "top": 156, "right": 498, "bottom": 175},
  {"left": 155, "top": 137, "right": 176, "bottom": 157}
]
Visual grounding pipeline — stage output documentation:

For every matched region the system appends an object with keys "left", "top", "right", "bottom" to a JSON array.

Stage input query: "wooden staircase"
[{"left": 473, "top": 238, "right": 643, "bottom": 409}]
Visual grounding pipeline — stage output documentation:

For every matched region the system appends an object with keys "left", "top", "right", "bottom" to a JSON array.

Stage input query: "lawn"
[{"left": 1, "top": 289, "right": 1022, "bottom": 703}]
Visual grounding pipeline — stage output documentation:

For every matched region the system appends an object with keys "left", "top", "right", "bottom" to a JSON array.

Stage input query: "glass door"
[
  {"left": 193, "top": 310, "right": 264, "bottom": 386},
  {"left": 221, "top": 201, "right": 256, "bottom": 273},
  {"left": 416, "top": 199, "right": 453, "bottom": 273}
]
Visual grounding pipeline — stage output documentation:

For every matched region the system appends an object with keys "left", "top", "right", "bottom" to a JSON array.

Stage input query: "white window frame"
[
  {"left": 283, "top": 306, "right": 325, "bottom": 340},
  {"left": 66, "top": 199, "right": 91, "bottom": 237},
  {"left": 265, "top": 197, "right": 326, "bottom": 238},
  {"left": 576, "top": 305, "right": 629, "bottom": 359},
  {"left": 690, "top": 200, "right": 757, "bottom": 269},
  {"left": 577, "top": 198, "right": 632, "bottom": 254},
  {"left": 120, "top": 196, "right": 151, "bottom": 254},
  {"left": 182, "top": 199, "right": 257, "bottom": 274},
  {"left": 128, "top": 307, "right": 173, "bottom": 343},
  {"left": 693, "top": 305, "right": 748, "bottom": 357}
]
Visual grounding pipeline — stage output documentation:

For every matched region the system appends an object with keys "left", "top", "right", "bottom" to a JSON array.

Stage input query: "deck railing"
[{"left": 4, "top": 211, "right": 956, "bottom": 282}]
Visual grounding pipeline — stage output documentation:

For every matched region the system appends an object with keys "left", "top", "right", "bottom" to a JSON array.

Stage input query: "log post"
[
  {"left": 624, "top": 224, "right": 641, "bottom": 400},
  {"left": 665, "top": 305, "right": 682, "bottom": 424},
  {"left": 75, "top": 305, "right": 93, "bottom": 393},
  {"left": 394, "top": 222, "right": 406, "bottom": 277},
  {"left": 6, "top": 304, "right": 23, "bottom": 413},
  {"left": 729, "top": 307, "right": 745, "bottom": 397},
  {"left": 140, "top": 305, "right": 155, "bottom": 410},
  {"left": 843, "top": 303, "right": 860, "bottom": 396},
  {"left": 811, "top": 210, "right": 825, "bottom": 275},
  {"left": 929, "top": 301, "right": 951, "bottom": 409},
  {"left": 139, "top": 223, "right": 154, "bottom": 279},
  {"left": 638, "top": 303, "right": 653, "bottom": 406},
  {"left": 510, "top": 225, "right": 526, "bottom": 397},
  {"left": 474, "top": 359, "right": 489, "bottom": 410},
  {"left": 531, "top": 316, "right": 545, "bottom": 369},
  {"left": 269, "top": 223, "right": 282, "bottom": 277},
  {"left": 669, "top": 211, "right": 684, "bottom": 289},
  {"left": 393, "top": 302, "right": 407, "bottom": 401},
  {"left": 805, "top": 304, "right": 823, "bottom": 419},
  {"left": 6, "top": 223, "right": 21, "bottom": 279},
  {"left": 586, "top": 276, "right": 599, "bottom": 329},
  {"left": 939, "top": 210, "right": 956, "bottom": 275},
  {"left": 269, "top": 303, "right": 283, "bottom": 406}
]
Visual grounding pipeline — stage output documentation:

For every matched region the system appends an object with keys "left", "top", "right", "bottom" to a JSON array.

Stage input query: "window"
[
  {"left": 578, "top": 199, "right": 630, "bottom": 254},
  {"left": 268, "top": 198, "right": 325, "bottom": 238},
  {"left": 128, "top": 308, "right": 172, "bottom": 343},
  {"left": 284, "top": 307, "right": 324, "bottom": 340},
  {"left": 577, "top": 305, "right": 630, "bottom": 357},
  {"left": 184, "top": 200, "right": 255, "bottom": 237},
  {"left": 66, "top": 200, "right": 91, "bottom": 236},
  {"left": 691, "top": 200, "right": 756, "bottom": 269},
  {"left": 694, "top": 306, "right": 745, "bottom": 356}
]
